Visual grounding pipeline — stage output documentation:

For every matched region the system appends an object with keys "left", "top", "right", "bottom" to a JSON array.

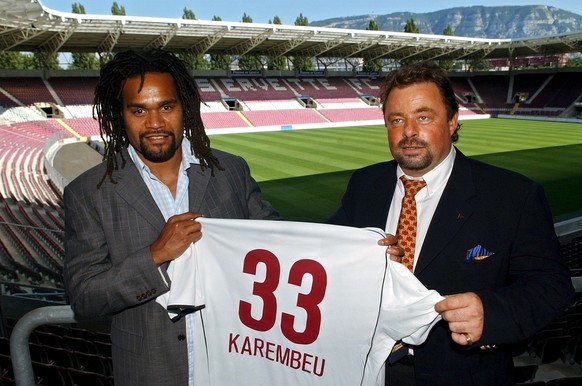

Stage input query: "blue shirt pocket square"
[{"left": 465, "top": 245, "right": 494, "bottom": 261}]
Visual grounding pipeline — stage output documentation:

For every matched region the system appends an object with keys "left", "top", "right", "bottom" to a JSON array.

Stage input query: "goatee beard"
[{"left": 138, "top": 130, "right": 177, "bottom": 163}]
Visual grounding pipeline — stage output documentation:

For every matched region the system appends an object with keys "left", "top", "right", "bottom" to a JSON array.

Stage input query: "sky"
[{"left": 40, "top": 1, "right": 582, "bottom": 25}]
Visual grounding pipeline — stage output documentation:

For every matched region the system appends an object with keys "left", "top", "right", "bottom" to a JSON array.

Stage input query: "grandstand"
[
  {"left": 0, "top": 68, "right": 581, "bottom": 386},
  {"left": 0, "top": 0, "right": 581, "bottom": 384}
]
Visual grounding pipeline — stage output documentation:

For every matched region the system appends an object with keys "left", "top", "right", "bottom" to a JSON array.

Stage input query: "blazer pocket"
[
  {"left": 111, "top": 325, "right": 144, "bottom": 354},
  {"left": 465, "top": 244, "right": 495, "bottom": 261}
]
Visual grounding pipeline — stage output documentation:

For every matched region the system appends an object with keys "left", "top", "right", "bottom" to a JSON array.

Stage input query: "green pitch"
[{"left": 209, "top": 118, "right": 582, "bottom": 223}]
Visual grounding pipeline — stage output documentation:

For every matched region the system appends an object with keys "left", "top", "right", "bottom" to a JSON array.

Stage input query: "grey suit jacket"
[{"left": 64, "top": 148, "right": 280, "bottom": 386}]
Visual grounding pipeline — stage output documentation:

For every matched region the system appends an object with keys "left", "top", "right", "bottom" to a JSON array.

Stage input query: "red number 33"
[{"left": 238, "top": 249, "right": 327, "bottom": 345}]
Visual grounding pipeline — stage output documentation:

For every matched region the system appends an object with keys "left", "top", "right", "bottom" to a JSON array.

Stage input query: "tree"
[
  {"left": 438, "top": 24, "right": 455, "bottom": 71},
  {"left": 362, "top": 19, "right": 382, "bottom": 72},
  {"left": 179, "top": 7, "right": 209, "bottom": 70},
  {"left": 292, "top": 13, "right": 313, "bottom": 71},
  {"left": 466, "top": 58, "right": 492, "bottom": 72},
  {"left": 111, "top": 2, "right": 126, "bottom": 16},
  {"left": 33, "top": 52, "right": 61, "bottom": 70},
  {"left": 295, "top": 13, "right": 309, "bottom": 27},
  {"left": 69, "top": 3, "right": 100, "bottom": 70},
  {"left": 72, "top": 2, "right": 85, "bottom": 13},
  {"left": 238, "top": 13, "right": 263, "bottom": 70},
  {"left": 182, "top": 7, "right": 196, "bottom": 20},
  {"left": 20, "top": 53, "right": 36, "bottom": 69},
  {"left": 0, "top": 51, "right": 26, "bottom": 69},
  {"left": 566, "top": 57, "right": 582, "bottom": 68},
  {"left": 209, "top": 16, "right": 231, "bottom": 70},
  {"left": 267, "top": 16, "right": 288, "bottom": 71},
  {"left": 404, "top": 18, "right": 419, "bottom": 33},
  {"left": 98, "top": 2, "right": 126, "bottom": 64},
  {"left": 400, "top": 18, "right": 420, "bottom": 66}
]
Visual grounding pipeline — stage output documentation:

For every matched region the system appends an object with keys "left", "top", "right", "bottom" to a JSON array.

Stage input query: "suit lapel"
[
  {"left": 370, "top": 163, "right": 398, "bottom": 228},
  {"left": 113, "top": 151, "right": 166, "bottom": 231},
  {"left": 187, "top": 164, "right": 211, "bottom": 213},
  {"left": 414, "top": 151, "right": 475, "bottom": 275}
]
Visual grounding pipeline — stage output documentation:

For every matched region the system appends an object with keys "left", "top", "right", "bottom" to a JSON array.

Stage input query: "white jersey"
[{"left": 157, "top": 218, "right": 443, "bottom": 386}]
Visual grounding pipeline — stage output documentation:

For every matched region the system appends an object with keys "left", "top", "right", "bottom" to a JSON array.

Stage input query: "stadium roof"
[{"left": 0, "top": 0, "right": 581, "bottom": 63}]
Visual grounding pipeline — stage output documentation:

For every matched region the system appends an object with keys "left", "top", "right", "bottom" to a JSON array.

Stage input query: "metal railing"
[{"left": 9, "top": 305, "right": 78, "bottom": 386}]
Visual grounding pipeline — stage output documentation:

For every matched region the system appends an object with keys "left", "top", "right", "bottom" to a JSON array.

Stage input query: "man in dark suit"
[
  {"left": 63, "top": 49, "right": 281, "bottom": 385},
  {"left": 328, "top": 61, "right": 574, "bottom": 385}
]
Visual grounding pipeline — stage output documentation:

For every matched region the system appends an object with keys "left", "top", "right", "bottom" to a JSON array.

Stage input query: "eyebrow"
[
  {"left": 386, "top": 106, "right": 435, "bottom": 118},
  {"left": 125, "top": 98, "right": 179, "bottom": 108}
]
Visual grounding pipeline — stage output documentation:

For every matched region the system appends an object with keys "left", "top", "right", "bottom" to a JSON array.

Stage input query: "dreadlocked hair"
[{"left": 94, "top": 48, "right": 222, "bottom": 187}]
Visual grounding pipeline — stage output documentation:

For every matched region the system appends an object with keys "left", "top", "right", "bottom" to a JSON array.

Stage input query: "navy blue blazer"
[{"left": 329, "top": 148, "right": 574, "bottom": 385}]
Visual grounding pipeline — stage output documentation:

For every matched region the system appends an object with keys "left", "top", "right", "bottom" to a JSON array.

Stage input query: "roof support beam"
[
  {"left": 184, "top": 27, "right": 229, "bottom": 56},
  {"left": 145, "top": 24, "right": 178, "bottom": 49},
  {"left": 97, "top": 22, "right": 122, "bottom": 55},
  {"left": 37, "top": 25, "right": 75, "bottom": 56},
  {"left": 229, "top": 28, "right": 273, "bottom": 56},
  {"left": 267, "top": 32, "right": 313, "bottom": 57},
  {"left": 0, "top": 25, "right": 42, "bottom": 50}
]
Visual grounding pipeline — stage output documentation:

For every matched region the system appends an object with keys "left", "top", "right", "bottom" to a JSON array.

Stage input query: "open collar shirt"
[{"left": 128, "top": 137, "right": 200, "bottom": 380}]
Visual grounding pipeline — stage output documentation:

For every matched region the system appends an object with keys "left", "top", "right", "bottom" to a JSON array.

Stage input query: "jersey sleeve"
[
  {"left": 155, "top": 243, "right": 204, "bottom": 321},
  {"left": 370, "top": 260, "right": 444, "bottom": 360}
]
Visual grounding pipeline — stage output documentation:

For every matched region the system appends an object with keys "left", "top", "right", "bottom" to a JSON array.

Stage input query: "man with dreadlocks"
[{"left": 63, "top": 49, "right": 281, "bottom": 385}]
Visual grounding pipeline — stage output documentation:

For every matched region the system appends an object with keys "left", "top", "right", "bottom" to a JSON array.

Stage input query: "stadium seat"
[
  {"left": 41, "top": 345, "right": 76, "bottom": 368},
  {"left": 73, "top": 351, "right": 111, "bottom": 376},
  {"left": 514, "top": 363, "right": 539, "bottom": 383},
  {"left": 67, "top": 367, "right": 112, "bottom": 386},
  {"left": 546, "top": 376, "right": 582, "bottom": 386},
  {"left": 31, "top": 331, "right": 65, "bottom": 348},
  {"left": 32, "top": 361, "right": 69, "bottom": 386},
  {"left": 94, "top": 341, "right": 112, "bottom": 359},
  {"left": 0, "top": 353, "right": 14, "bottom": 380},
  {"left": 538, "top": 335, "right": 571, "bottom": 364},
  {"left": 63, "top": 335, "right": 98, "bottom": 355}
]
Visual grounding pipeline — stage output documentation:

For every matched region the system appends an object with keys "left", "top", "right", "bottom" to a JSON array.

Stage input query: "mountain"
[{"left": 310, "top": 5, "right": 582, "bottom": 39}]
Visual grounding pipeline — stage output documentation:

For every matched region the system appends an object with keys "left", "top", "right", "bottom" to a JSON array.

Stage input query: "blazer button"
[{"left": 178, "top": 334, "right": 186, "bottom": 341}]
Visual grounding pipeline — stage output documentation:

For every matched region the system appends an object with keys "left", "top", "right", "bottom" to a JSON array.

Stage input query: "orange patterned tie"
[
  {"left": 397, "top": 176, "right": 426, "bottom": 271},
  {"left": 388, "top": 177, "right": 427, "bottom": 364}
]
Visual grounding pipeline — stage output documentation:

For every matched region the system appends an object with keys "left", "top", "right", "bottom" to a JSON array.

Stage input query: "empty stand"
[
  {"left": 0, "top": 78, "right": 56, "bottom": 106},
  {"left": 0, "top": 71, "right": 581, "bottom": 386},
  {"left": 319, "top": 107, "right": 383, "bottom": 122},
  {"left": 2, "top": 324, "right": 116, "bottom": 385},
  {"left": 528, "top": 73, "right": 582, "bottom": 111},
  {"left": 202, "top": 111, "right": 251, "bottom": 129},
  {"left": 468, "top": 74, "right": 511, "bottom": 114},
  {"left": 562, "top": 236, "right": 582, "bottom": 276},
  {"left": 48, "top": 77, "right": 98, "bottom": 106},
  {"left": 62, "top": 117, "right": 99, "bottom": 137},
  {"left": 242, "top": 109, "right": 328, "bottom": 126}
]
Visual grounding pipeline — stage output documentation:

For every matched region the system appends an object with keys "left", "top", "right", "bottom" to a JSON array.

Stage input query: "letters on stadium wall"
[{"left": 193, "top": 77, "right": 380, "bottom": 96}]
